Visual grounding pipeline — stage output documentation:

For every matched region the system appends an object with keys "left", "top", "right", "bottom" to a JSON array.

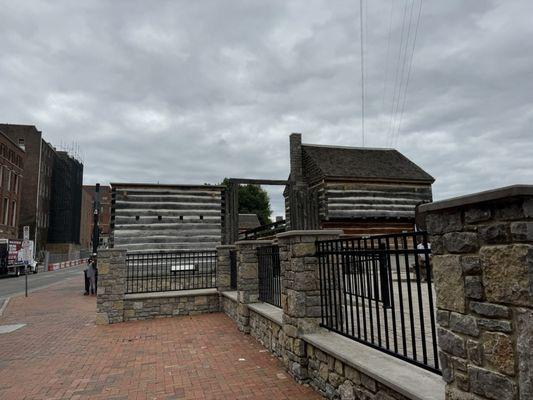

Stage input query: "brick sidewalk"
[{"left": 0, "top": 278, "right": 321, "bottom": 400}]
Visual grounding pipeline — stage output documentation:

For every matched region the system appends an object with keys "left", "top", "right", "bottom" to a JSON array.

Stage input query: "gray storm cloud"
[{"left": 1, "top": 0, "right": 532, "bottom": 217}]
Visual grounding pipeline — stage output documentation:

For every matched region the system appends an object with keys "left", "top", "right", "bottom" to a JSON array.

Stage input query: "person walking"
[
  {"left": 87, "top": 257, "right": 97, "bottom": 296},
  {"left": 83, "top": 258, "right": 90, "bottom": 295}
]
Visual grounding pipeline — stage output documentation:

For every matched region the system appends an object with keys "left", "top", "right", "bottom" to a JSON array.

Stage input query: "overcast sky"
[{"left": 2, "top": 0, "right": 532, "bottom": 217}]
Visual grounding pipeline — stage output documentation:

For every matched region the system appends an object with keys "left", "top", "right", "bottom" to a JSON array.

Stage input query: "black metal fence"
[
  {"left": 316, "top": 232, "right": 440, "bottom": 374},
  {"left": 257, "top": 245, "right": 281, "bottom": 308},
  {"left": 126, "top": 250, "right": 217, "bottom": 294},
  {"left": 229, "top": 249, "right": 237, "bottom": 290}
]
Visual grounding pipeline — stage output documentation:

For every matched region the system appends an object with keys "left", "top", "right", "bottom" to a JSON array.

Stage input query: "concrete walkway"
[{"left": 0, "top": 278, "right": 320, "bottom": 400}]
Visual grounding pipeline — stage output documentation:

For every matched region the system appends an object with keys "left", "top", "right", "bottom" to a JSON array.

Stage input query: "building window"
[
  {"left": 13, "top": 174, "right": 17, "bottom": 194},
  {"left": 199, "top": 215, "right": 203, "bottom": 220},
  {"left": 3, "top": 198, "right": 8, "bottom": 226},
  {"left": 158, "top": 215, "right": 162, "bottom": 221},
  {"left": 6, "top": 170, "right": 11, "bottom": 191},
  {"left": 135, "top": 216, "right": 139, "bottom": 221},
  {"left": 11, "top": 201, "right": 16, "bottom": 227}
]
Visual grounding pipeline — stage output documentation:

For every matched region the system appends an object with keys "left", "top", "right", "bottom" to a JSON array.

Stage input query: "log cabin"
[
  {"left": 110, "top": 183, "right": 224, "bottom": 252},
  {"left": 284, "top": 133, "right": 434, "bottom": 236}
]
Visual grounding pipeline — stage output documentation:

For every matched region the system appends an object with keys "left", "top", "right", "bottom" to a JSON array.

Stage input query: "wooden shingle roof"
[{"left": 301, "top": 144, "right": 434, "bottom": 184}]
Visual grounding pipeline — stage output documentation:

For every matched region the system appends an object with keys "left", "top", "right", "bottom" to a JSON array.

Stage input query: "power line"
[
  {"left": 387, "top": 0, "right": 409, "bottom": 147},
  {"left": 391, "top": 0, "right": 416, "bottom": 146},
  {"left": 359, "top": 0, "right": 365, "bottom": 147},
  {"left": 394, "top": 0, "right": 423, "bottom": 147},
  {"left": 381, "top": 0, "right": 395, "bottom": 125}
]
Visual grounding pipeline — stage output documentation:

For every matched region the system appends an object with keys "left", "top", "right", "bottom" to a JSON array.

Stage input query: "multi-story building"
[
  {"left": 80, "top": 185, "right": 112, "bottom": 250},
  {"left": 48, "top": 151, "right": 83, "bottom": 247},
  {"left": 0, "top": 130, "right": 24, "bottom": 239},
  {"left": 0, "top": 124, "right": 54, "bottom": 251}
]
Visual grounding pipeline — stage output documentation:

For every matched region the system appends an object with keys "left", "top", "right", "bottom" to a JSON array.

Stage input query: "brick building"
[
  {"left": 0, "top": 124, "right": 54, "bottom": 251},
  {"left": 0, "top": 130, "right": 24, "bottom": 239},
  {"left": 284, "top": 133, "right": 434, "bottom": 235},
  {"left": 80, "top": 185, "right": 112, "bottom": 250},
  {"left": 48, "top": 151, "right": 83, "bottom": 246}
]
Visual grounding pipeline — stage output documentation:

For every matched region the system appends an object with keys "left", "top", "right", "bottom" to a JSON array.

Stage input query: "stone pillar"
[
  {"left": 419, "top": 185, "right": 533, "bottom": 400},
  {"left": 96, "top": 249, "right": 127, "bottom": 325},
  {"left": 276, "top": 230, "right": 343, "bottom": 381},
  {"left": 234, "top": 240, "right": 274, "bottom": 333},
  {"left": 216, "top": 245, "right": 236, "bottom": 292}
]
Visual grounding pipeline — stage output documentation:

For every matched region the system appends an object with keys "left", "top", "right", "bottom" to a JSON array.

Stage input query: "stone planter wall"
[
  {"left": 221, "top": 294, "right": 238, "bottom": 322},
  {"left": 420, "top": 185, "right": 533, "bottom": 400},
  {"left": 96, "top": 249, "right": 127, "bottom": 325},
  {"left": 123, "top": 292, "right": 220, "bottom": 321},
  {"left": 249, "top": 308, "right": 284, "bottom": 359}
]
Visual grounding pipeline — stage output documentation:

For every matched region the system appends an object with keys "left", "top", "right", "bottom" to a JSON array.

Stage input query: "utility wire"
[
  {"left": 381, "top": 0, "right": 395, "bottom": 131},
  {"left": 394, "top": 0, "right": 423, "bottom": 147},
  {"left": 360, "top": 0, "right": 365, "bottom": 147},
  {"left": 391, "top": 0, "right": 416, "bottom": 146},
  {"left": 387, "top": 0, "right": 409, "bottom": 147}
]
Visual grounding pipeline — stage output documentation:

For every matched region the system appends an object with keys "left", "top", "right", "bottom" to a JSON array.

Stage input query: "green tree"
[{"left": 221, "top": 178, "right": 272, "bottom": 225}]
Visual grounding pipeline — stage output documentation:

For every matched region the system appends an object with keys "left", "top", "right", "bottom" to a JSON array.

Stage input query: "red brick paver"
[{"left": 0, "top": 278, "right": 321, "bottom": 400}]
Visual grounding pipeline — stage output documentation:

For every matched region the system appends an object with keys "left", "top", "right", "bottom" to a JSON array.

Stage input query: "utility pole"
[{"left": 91, "top": 183, "right": 100, "bottom": 255}]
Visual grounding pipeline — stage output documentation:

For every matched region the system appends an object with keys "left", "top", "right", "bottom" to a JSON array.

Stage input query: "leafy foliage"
[{"left": 221, "top": 178, "right": 272, "bottom": 225}]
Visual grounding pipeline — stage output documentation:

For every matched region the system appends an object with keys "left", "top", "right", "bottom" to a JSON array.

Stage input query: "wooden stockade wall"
[{"left": 110, "top": 183, "right": 224, "bottom": 252}]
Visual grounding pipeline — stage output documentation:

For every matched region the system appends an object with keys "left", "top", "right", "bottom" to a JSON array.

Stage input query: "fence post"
[
  {"left": 276, "top": 230, "right": 343, "bottom": 381},
  {"left": 420, "top": 185, "right": 533, "bottom": 400},
  {"left": 234, "top": 239, "right": 274, "bottom": 333},
  {"left": 216, "top": 245, "right": 236, "bottom": 292},
  {"left": 96, "top": 249, "right": 127, "bottom": 325},
  {"left": 378, "top": 242, "right": 391, "bottom": 309}
]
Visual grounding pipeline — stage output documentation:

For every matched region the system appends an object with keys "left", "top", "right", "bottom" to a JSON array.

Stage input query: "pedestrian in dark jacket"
[{"left": 87, "top": 258, "right": 97, "bottom": 295}]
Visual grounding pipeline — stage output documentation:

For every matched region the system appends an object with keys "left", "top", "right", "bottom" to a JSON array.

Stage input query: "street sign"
[
  {"left": 23, "top": 225, "right": 30, "bottom": 241},
  {"left": 21, "top": 240, "right": 31, "bottom": 265}
]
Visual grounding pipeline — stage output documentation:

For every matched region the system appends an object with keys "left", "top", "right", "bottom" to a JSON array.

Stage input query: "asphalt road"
[{"left": 0, "top": 264, "right": 86, "bottom": 301}]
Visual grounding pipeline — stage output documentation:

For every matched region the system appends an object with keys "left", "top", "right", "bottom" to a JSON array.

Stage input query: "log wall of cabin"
[
  {"left": 321, "top": 180, "right": 432, "bottom": 235},
  {"left": 110, "top": 185, "right": 223, "bottom": 253}
]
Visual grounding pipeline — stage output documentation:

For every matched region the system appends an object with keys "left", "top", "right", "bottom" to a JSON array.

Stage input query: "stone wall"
[
  {"left": 123, "top": 292, "right": 219, "bottom": 321},
  {"left": 420, "top": 185, "right": 533, "bottom": 400},
  {"left": 221, "top": 294, "right": 238, "bottom": 322},
  {"left": 249, "top": 309, "right": 284, "bottom": 359},
  {"left": 305, "top": 342, "right": 410, "bottom": 400}
]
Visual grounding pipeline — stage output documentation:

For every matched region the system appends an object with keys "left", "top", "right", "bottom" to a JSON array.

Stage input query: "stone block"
[
  {"left": 338, "top": 380, "right": 355, "bottom": 400},
  {"left": 433, "top": 255, "right": 465, "bottom": 313},
  {"left": 510, "top": 222, "right": 533, "bottom": 241},
  {"left": 438, "top": 327, "right": 467, "bottom": 358},
  {"left": 481, "top": 244, "right": 530, "bottom": 307},
  {"left": 426, "top": 212, "right": 463, "bottom": 234},
  {"left": 292, "top": 242, "right": 317, "bottom": 257},
  {"left": 478, "top": 223, "right": 511, "bottom": 244},
  {"left": 450, "top": 312, "right": 480, "bottom": 337},
  {"left": 465, "top": 276, "right": 484, "bottom": 300},
  {"left": 465, "top": 207, "right": 492, "bottom": 224},
  {"left": 469, "top": 366, "right": 517, "bottom": 400},
  {"left": 469, "top": 301, "right": 510, "bottom": 319},
  {"left": 361, "top": 374, "right": 377, "bottom": 392},
  {"left": 467, "top": 339, "right": 483, "bottom": 366},
  {"left": 482, "top": 332, "right": 515, "bottom": 376},
  {"left": 344, "top": 365, "right": 361, "bottom": 384},
  {"left": 495, "top": 202, "right": 524, "bottom": 221},
  {"left": 439, "top": 351, "right": 453, "bottom": 383},
  {"left": 461, "top": 255, "right": 481, "bottom": 275},
  {"left": 517, "top": 308, "right": 533, "bottom": 400},
  {"left": 444, "top": 232, "right": 480, "bottom": 253},
  {"left": 328, "top": 372, "right": 342, "bottom": 387},
  {"left": 477, "top": 318, "right": 512, "bottom": 333},
  {"left": 95, "top": 312, "right": 109, "bottom": 325},
  {"left": 437, "top": 309, "right": 450, "bottom": 327}
]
